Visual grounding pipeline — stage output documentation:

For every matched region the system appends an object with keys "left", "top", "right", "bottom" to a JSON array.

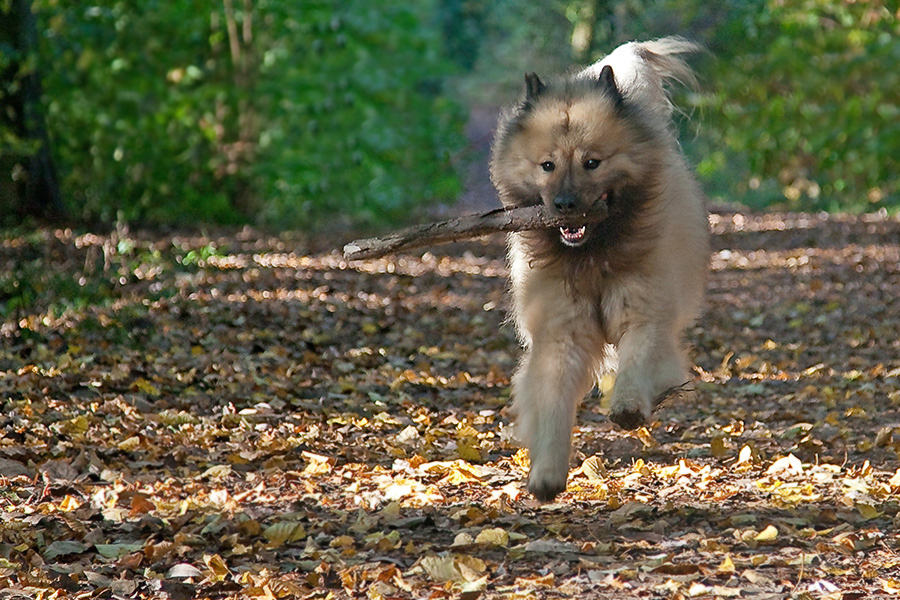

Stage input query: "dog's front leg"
[{"left": 512, "top": 340, "right": 595, "bottom": 502}]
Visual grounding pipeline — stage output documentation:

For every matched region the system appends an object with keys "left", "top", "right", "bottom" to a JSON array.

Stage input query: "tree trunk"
[{"left": 0, "top": 0, "right": 65, "bottom": 222}]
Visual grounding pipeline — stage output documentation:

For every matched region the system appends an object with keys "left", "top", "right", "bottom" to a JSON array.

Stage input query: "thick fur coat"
[{"left": 490, "top": 38, "right": 710, "bottom": 502}]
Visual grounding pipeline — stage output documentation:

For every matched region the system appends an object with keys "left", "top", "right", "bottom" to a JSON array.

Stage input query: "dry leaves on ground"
[{"left": 1, "top": 211, "right": 900, "bottom": 599}]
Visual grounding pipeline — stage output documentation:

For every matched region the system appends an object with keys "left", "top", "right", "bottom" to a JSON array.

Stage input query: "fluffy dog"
[{"left": 490, "top": 38, "right": 709, "bottom": 502}]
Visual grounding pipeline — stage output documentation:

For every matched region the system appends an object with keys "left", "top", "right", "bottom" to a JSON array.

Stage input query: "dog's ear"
[
  {"left": 596, "top": 65, "right": 624, "bottom": 106},
  {"left": 524, "top": 72, "right": 546, "bottom": 102}
]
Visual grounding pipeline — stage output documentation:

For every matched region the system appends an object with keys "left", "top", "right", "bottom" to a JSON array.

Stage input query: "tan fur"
[{"left": 490, "top": 38, "right": 709, "bottom": 502}]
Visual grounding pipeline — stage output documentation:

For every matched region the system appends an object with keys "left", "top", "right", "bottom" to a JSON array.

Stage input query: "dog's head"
[{"left": 490, "top": 66, "right": 661, "bottom": 248}]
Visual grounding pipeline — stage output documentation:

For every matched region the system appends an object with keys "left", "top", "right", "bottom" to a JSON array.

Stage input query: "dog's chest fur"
[{"left": 506, "top": 232, "right": 652, "bottom": 348}]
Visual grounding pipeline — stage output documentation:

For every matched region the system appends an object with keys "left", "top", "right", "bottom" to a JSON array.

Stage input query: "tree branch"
[{"left": 342, "top": 203, "right": 608, "bottom": 261}]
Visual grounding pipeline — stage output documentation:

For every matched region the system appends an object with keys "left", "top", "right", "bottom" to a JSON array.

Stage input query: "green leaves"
[
  {"left": 697, "top": 0, "right": 900, "bottom": 211},
  {"left": 33, "top": 0, "right": 464, "bottom": 228}
]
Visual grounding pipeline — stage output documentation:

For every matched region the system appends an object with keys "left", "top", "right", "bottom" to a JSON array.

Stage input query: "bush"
[
  {"left": 579, "top": 0, "right": 900, "bottom": 211},
  {"left": 35, "top": 0, "right": 465, "bottom": 228}
]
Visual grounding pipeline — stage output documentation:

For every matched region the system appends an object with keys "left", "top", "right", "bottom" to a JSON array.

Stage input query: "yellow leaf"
[
  {"left": 515, "top": 573, "right": 555, "bottom": 588},
  {"left": 58, "top": 494, "right": 82, "bottom": 512},
  {"left": 456, "top": 554, "right": 487, "bottom": 578},
  {"left": 203, "top": 554, "right": 230, "bottom": 581},
  {"left": 756, "top": 479, "right": 782, "bottom": 493},
  {"left": 60, "top": 415, "right": 90, "bottom": 436},
  {"left": 511, "top": 448, "right": 530, "bottom": 470},
  {"left": 717, "top": 554, "right": 736, "bottom": 574},
  {"left": 635, "top": 427, "right": 657, "bottom": 448},
  {"left": 581, "top": 455, "right": 607, "bottom": 480},
  {"left": 383, "top": 480, "right": 416, "bottom": 501},
  {"left": 329, "top": 535, "right": 355, "bottom": 549},
  {"left": 117, "top": 436, "right": 141, "bottom": 452},
  {"left": 767, "top": 453, "right": 803, "bottom": 476},
  {"left": 134, "top": 378, "right": 160, "bottom": 396},
  {"left": 379, "top": 501, "right": 401, "bottom": 522},
  {"left": 457, "top": 440, "right": 483, "bottom": 462},
  {"left": 890, "top": 468, "right": 900, "bottom": 488},
  {"left": 202, "top": 465, "right": 233, "bottom": 481},
  {"left": 452, "top": 532, "right": 475, "bottom": 547},
  {"left": 856, "top": 503, "right": 882, "bottom": 521},
  {"left": 736, "top": 445, "right": 754, "bottom": 465},
  {"left": 475, "top": 527, "right": 509, "bottom": 548},
  {"left": 427, "top": 460, "right": 484, "bottom": 485},
  {"left": 687, "top": 582, "right": 713, "bottom": 597},
  {"left": 845, "top": 405, "right": 866, "bottom": 417},
  {"left": 420, "top": 555, "right": 464, "bottom": 583},
  {"left": 880, "top": 578, "right": 900, "bottom": 594},
  {"left": 263, "top": 521, "right": 306, "bottom": 547},
  {"left": 754, "top": 525, "right": 778, "bottom": 542},
  {"left": 301, "top": 451, "right": 335, "bottom": 476}
]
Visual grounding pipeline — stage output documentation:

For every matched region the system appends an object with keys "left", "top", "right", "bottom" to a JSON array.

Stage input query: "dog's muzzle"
[{"left": 557, "top": 192, "right": 609, "bottom": 247}]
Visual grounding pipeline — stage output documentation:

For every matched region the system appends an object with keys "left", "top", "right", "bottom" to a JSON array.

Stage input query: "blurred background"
[{"left": 2, "top": 0, "right": 898, "bottom": 230}]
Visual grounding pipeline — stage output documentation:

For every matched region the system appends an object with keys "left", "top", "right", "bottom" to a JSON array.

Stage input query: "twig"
[{"left": 342, "top": 203, "right": 609, "bottom": 261}]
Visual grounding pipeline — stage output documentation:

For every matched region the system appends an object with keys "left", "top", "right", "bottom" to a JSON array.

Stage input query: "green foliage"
[
  {"left": 449, "top": 0, "right": 899, "bottom": 212},
  {"left": 33, "top": 0, "right": 464, "bottom": 228},
  {"left": 454, "top": 0, "right": 574, "bottom": 105},
  {"left": 252, "top": 0, "right": 465, "bottom": 227},
  {"left": 21, "top": 0, "right": 900, "bottom": 223},
  {"left": 705, "top": 0, "right": 900, "bottom": 211},
  {"left": 37, "top": 2, "right": 237, "bottom": 224},
  {"left": 569, "top": 0, "right": 900, "bottom": 211}
]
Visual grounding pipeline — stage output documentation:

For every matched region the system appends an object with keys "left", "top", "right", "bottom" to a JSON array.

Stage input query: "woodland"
[{"left": 2, "top": 1, "right": 900, "bottom": 599}]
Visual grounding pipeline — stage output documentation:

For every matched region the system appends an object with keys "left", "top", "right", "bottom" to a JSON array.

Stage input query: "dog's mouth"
[
  {"left": 557, "top": 192, "right": 609, "bottom": 247},
  {"left": 559, "top": 225, "right": 588, "bottom": 247}
]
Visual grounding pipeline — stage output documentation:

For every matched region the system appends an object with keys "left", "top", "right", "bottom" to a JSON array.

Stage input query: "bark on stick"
[{"left": 342, "top": 203, "right": 608, "bottom": 261}]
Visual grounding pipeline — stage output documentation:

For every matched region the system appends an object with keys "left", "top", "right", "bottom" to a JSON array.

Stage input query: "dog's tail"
[{"left": 580, "top": 36, "right": 701, "bottom": 130}]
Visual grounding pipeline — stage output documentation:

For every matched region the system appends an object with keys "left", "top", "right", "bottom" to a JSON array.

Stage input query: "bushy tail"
[
  {"left": 580, "top": 36, "right": 701, "bottom": 129},
  {"left": 634, "top": 37, "right": 701, "bottom": 92}
]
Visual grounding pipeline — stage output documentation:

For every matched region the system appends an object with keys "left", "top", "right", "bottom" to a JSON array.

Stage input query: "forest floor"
[{"left": 2, "top": 211, "right": 900, "bottom": 599}]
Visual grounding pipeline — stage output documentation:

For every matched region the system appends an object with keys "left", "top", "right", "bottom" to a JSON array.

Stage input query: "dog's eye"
[
  {"left": 540, "top": 161, "right": 555, "bottom": 172},
  {"left": 583, "top": 159, "right": 601, "bottom": 170}
]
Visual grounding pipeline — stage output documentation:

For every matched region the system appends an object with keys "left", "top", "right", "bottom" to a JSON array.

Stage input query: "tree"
[{"left": 0, "top": 0, "right": 64, "bottom": 222}]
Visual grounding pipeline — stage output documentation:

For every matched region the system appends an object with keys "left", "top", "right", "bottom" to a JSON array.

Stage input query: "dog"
[{"left": 489, "top": 38, "right": 710, "bottom": 502}]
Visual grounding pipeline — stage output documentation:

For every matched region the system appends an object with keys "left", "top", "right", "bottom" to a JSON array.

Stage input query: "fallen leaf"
[
  {"left": 166, "top": 563, "right": 203, "bottom": 579},
  {"left": 474, "top": 527, "right": 509, "bottom": 547},
  {"left": 767, "top": 453, "right": 804, "bottom": 476},
  {"left": 581, "top": 455, "right": 607, "bottom": 480},
  {"left": 0, "top": 458, "right": 34, "bottom": 478},
  {"left": 43, "top": 540, "right": 87, "bottom": 559},
  {"left": 95, "top": 543, "right": 143, "bottom": 559},
  {"left": 419, "top": 556, "right": 464, "bottom": 583},
  {"left": 263, "top": 522, "right": 306, "bottom": 547},
  {"left": 755, "top": 525, "right": 779, "bottom": 543}
]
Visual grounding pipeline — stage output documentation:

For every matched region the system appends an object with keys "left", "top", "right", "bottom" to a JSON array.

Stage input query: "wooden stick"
[{"left": 342, "top": 203, "right": 609, "bottom": 260}]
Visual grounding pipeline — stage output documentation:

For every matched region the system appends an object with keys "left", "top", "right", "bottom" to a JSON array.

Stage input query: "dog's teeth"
[{"left": 559, "top": 225, "right": 588, "bottom": 246}]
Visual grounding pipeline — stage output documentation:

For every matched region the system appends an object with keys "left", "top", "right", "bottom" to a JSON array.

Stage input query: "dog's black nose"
[{"left": 553, "top": 194, "right": 577, "bottom": 213}]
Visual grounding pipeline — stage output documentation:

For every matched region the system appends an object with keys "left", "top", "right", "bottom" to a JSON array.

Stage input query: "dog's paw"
[
  {"left": 609, "top": 406, "right": 647, "bottom": 430},
  {"left": 527, "top": 471, "right": 567, "bottom": 503}
]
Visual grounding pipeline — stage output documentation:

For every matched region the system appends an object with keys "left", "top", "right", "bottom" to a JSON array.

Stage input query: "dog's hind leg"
[
  {"left": 608, "top": 324, "right": 687, "bottom": 430},
  {"left": 512, "top": 338, "right": 596, "bottom": 502}
]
